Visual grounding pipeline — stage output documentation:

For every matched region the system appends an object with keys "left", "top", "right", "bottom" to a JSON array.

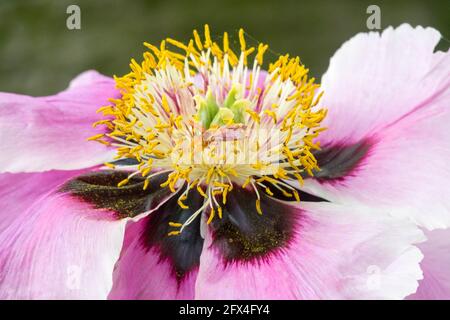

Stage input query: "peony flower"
[{"left": 0, "top": 24, "right": 447, "bottom": 300}]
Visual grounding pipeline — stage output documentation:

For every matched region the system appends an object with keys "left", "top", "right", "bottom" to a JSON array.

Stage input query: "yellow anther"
[
  {"left": 256, "top": 43, "right": 269, "bottom": 65},
  {"left": 177, "top": 198, "right": 189, "bottom": 209},
  {"left": 264, "top": 110, "right": 277, "bottom": 124},
  {"left": 160, "top": 39, "right": 166, "bottom": 51},
  {"left": 216, "top": 168, "right": 227, "bottom": 177},
  {"left": 246, "top": 109, "right": 260, "bottom": 123},
  {"left": 293, "top": 172, "right": 304, "bottom": 186},
  {"left": 96, "top": 105, "right": 113, "bottom": 114},
  {"left": 238, "top": 28, "right": 246, "bottom": 51},
  {"left": 193, "top": 29, "right": 203, "bottom": 50},
  {"left": 87, "top": 133, "right": 104, "bottom": 141},
  {"left": 141, "top": 167, "right": 152, "bottom": 177},
  {"left": 293, "top": 189, "right": 300, "bottom": 202},
  {"left": 166, "top": 38, "right": 189, "bottom": 51},
  {"left": 213, "top": 181, "right": 229, "bottom": 188},
  {"left": 223, "top": 32, "right": 229, "bottom": 53},
  {"left": 104, "top": 162, "right": 115, "bottom": 169},
  {"left": 197, "top": 184, "right": 207, "bottom": 197},
  {"left": 92, "top": 120, "right": 112, "bottom": 128},
  {"left": 206, "top": 167, "right": 215, "bottom": 184},
  {"left": 244, "top": 47, "right": 255, "bottom": 57},
  {"left": 117, "top": 178, "right": 129, "bottom": 188},
  {"left": 168, "top": 222, "right": 183, "bottom": 227},
  {"left": 255, "top": 199, "right": 262, "bottom": 215},
  {"left": 222, "top": 187, "right": 229, "bottom": 204},
  {"left": 207, "top": 207, "right": 215, "bottom": 224},
  {"left": 204, "top": 24, "right": 212, "bottom": 47},
  {"left": 265, "top": 187, "right": 274, "bottom": 196},
  {"left": 143, "top": 42, "right": 161, "bottom": 55},
  {"left": 161, "top": 95, "right": 171, "bottom": 113},
  {"left": 281, "top": 189, "right": 293, "bottom": 197}
]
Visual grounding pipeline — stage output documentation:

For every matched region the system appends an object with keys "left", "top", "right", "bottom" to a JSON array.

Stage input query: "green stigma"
[{"left": 197, "top": 85, "right": 250, "bottom": 129}]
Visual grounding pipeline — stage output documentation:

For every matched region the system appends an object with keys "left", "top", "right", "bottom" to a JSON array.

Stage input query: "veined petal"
[
  {"left": 109, "top": 217, "right": 199, "bottom": 300},
  {"left": 195, "top": 200, "right": 424, "bottom": 300},
  {"left": 109, "top": 189, "right": 204, "bottom": 299},
  {"left": 301, "top": 94, "right": 450, "bottom": 230},
  {"left": 0, "top": 169, "right": 175, "bottom": 299},
  {"left": 0, "top": 70, "right": 119, "bottom": 173},
  {"left": 0, "top": 191, "right": 127, "bottom": 299},
  {"left": 0, "top": 168, "right": 92, "bottom": 234},
  {"left": 300, "top": 25, "right": 450, "bottom": 230},
  {"left": 408, "top": 228, "right": 450, "bottom": 300},
  {"left": 318, "top": 24, "right": 448, "bottom": 144}
]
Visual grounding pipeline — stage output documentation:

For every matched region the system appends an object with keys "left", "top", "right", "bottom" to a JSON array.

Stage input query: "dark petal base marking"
[
  {"left": 60, "top": 170, "right": 326, "bottom": 281},
  {"left": 309, "top": 139, "right": 373, "bottom": 182},
  {"left": 210, "top": 185, "right": 300, "bottom": 264},
  {"left": 62, "top": 170, "right": 203, "bottom": 283},
  {"left": 110, "top": 158, "right": 140, "bottom": 166},
  {"left": 60, "top": 170, "right": 170, "bottom": 218},
  {"left": 142, "top": 189, "right": 205, "bottom": 282}
]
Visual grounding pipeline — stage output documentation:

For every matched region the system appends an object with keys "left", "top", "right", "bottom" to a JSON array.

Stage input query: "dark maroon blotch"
[
  {"left": 60, "top": 170, "right": 170, "bottom": 218},
  {"left": 141, "top": 188, "right": 205, "bottom": 283},
  {"left": 308, "top": 139, "right": 373, "bottom": 182},
  {"left": 210, "top": 185, "right": 299, "bottom": 264}
]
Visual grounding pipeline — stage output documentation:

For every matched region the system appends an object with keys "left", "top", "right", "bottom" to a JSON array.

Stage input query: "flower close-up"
[{"left": 0, "top": 21, "right": 449, "bottom": 300}]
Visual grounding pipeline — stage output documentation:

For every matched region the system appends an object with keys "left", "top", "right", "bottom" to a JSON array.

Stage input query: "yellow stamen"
[
  {"left": 204, "top": 24, "right": 212, "bottom": 47},
  {"left": 87, "top": 133, "right": 104, "bottom": 141},
  {"left": 193, "top": 29, "right": 203, "bottom": 50},
  {"left": 168, "top": 222, "right": 183, "bottom": 227},
  {"left": 238, "top": 28, "right": 246, "bottom": 51},
  {"left": 89, "top": 25, "right": 326, "bottom": 231},
  {"left": 207, "top": 207, "right": 215, "bottom": 224},
  {"left": 117, "top": 178, "right": 129, "bottom": 187},
  {"left": 104, "top": 162, "right": 115, "bottom": 169},
  {"left": 143, "top": 179, "right": 150, "bottom": 190},
  {"left": 255, "top": 199, "right": 262, "bottom": 215}
]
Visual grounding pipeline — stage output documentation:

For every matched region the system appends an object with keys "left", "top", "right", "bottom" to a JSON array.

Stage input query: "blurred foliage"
[{"left": 0, "top": 0, "right": 448, "bottom": 95}]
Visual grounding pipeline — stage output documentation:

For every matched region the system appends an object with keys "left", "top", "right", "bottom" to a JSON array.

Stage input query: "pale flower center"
[{"left": 89, "top": 25, "right": 327, "bottom": 235}]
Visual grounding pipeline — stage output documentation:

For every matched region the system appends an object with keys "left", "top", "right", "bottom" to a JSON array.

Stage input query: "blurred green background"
[{"left": 0, "top": 0, "right": 448, "bottom": 96}]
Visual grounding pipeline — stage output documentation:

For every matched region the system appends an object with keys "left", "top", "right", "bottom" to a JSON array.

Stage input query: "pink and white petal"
[
  {"left": 109, "top": 217, "right": 197, "bottom": 300},
  {"left": 318, "top": 24, "right": 448, "bottom": 144},
  {"left": 302, "top": 93, "right": 450, "bottom": 230},
  {"left": 0, "top": 191, "right": 127, "bottom": 299},
  {"left": 195, "top": 202, "right": 424, "bottom": 300},
  {"left": 0, "top": 168, "right": 92, "bottom": 234},
  {"left": 408, "top": 228, "right": 450, "bottom": 300},
  {"left": 0, "top": 70, "right": 119, "bottom": 173}
]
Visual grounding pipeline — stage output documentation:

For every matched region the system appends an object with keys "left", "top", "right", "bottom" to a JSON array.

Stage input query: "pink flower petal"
[
  {"left": 0, "top": 70, "right": 119, "bottom": 173},
  {"left": 302, "top": 95, "right": 450, "bottom": 230},
  {"left": 0, "top": 190, "right": 127, "bottom": 299},
  {"left": 195, "top": 201, "right": 424, "bottom": 299},
  {"left": 408, "top": 228, "right": 450, "bottom": 300},
  {"left": 299, "top": 25, "right": 450, "bottom": 230},
  {"left": 318, "top": 24, "right": 448, "bottom": 144},
  {"left": 0, "top": 168, "right": 92, "bottom": 234},
  {"left": 109, "top": 217, "right": 197, "bottom": 300}
]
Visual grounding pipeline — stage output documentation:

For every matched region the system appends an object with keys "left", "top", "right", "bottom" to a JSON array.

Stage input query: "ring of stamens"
[{"left": 90, "top": 25, "right": 327, "bottom": 235}]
